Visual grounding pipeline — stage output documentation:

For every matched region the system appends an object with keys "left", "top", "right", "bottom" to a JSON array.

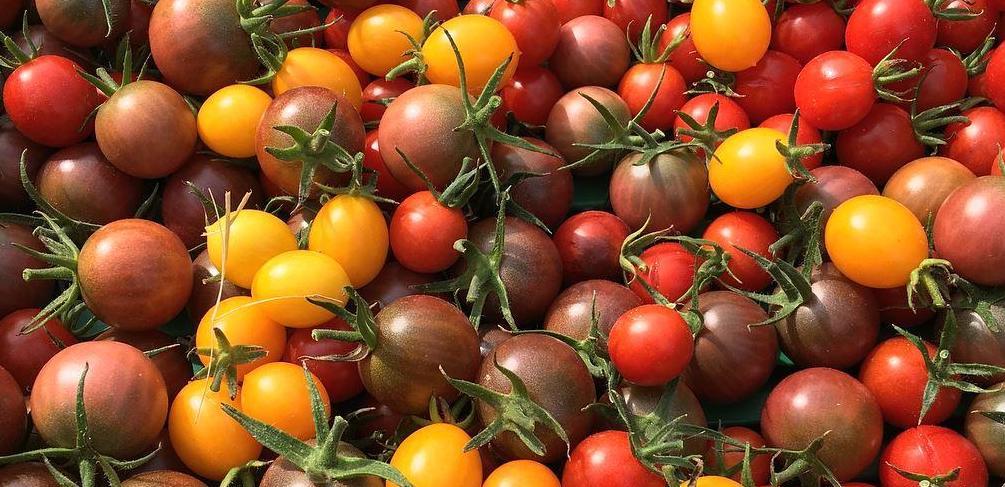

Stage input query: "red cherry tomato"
[
  {"left": 490, "top": 0, "right": 561, "bottom": 67},
  {"left": 562, "top": 430, "right": 664, "bottom": 487},
  {"left": 602, "top": 0, "right": 667, "bottom": 41},
  {"left": 880, "top": 426, "right": 988, "bottom": 487},
  {"left": 941, "top": 106, "right": 1005, "bottom": 176},
  {"left": 835, "top": 103, "right": 925, "bottom": 185},
  {"left": 360, "top": 77, "right": 414, "bottom": 124},
  {"left": 661, "top": 13, "right": 707, "bottom": 86},
  {"left": 628, "top": 242, "right": 699, "bottom": 304},
  {"left": 390, "top": 190, "right": 468, "bottom": 273},
  {"left": 363, "top": 130, "right": 412, "bottom": 201},
  {"left": 936, "top": 0, "right": 998, "bottom": 53},
  {"left": 674, "top": 94, "right": 751, "bottom": 149},
  {"left": 0, "top": 310, "right": 78, "bottom": 391},
  {"left": 609, "top": 304, "right": 693, "bottom": 386},
  {"left": 618, "top": 63, "right": 687, "bottom": 132},
  {"left": 702, "top": 212, "right": 779, "bottom": 292},
  {"left": 758, "top": 113, "right": 824, "bottom": 170},
  {"left": 846, "top": 0, "right": 937, "bottom": 66},
  {"left": 3, "top": 55, "right": 104, "bottom": 147},
  {"left": 794, "top": 50, "right": 875, "bottom": 131},
  {"left": 501, "top": 66, "right": 565, "bottom": 126},
  {"left": 859, "top": 337, "right": 961, "bottom": 428},
  {"left": 323, "top": 7, "right": 358, "bottom": 50},
  {"left": 284, "top": 318, "right": 365, "bottom": 403},
  {"left": 733, "top": 50, "right": 801, "bottom": 124},
  {"left": 771, "top": 2, "right": 846, "bottom": 65}
]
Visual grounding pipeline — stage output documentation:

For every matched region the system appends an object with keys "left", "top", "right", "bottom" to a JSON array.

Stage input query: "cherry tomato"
[
  {"left": 361, "top": 77, "right": 414, "bottom": 124},
  {"left": 0, "top": 310, "right": 77, "bottom": 391},
  {"left": 388, "top": 423, "right": 483, "bottom": 487},
  {"left": 661, "top": 13, "right": 706, "bottom": 86},
  {"left": 628, "top": 242, "right": 699, "bottom": 304},
  {"left": 702, "top": 212, "right": 779, "bottom": 292},
  {"left": 771, "top": 2, "right": 845, "bottom": 65},
  {"left": 733, "top": 50, "right": 801, "bottom": 125},
  {"left": 197, "top": 84, "right": 272, "bottom": 158},
  {"left": 329, "top": 48, "right": 373, "bottom": 87},
  {"left": 562, "top": 430, "right": 663, "bottom": 487},
  {"left": 909, "top": 48, "right": 968, "bottom": 113},
  {"left": 602, "top": 0, "right": 667, "bottom": 41},
  {"left": 307, "top": 194, "right": 389, "bottom": 287},
  {"left": 618, "top": 63, "right": 687, "bottom": 132},
  {"left": 423, "top": 15, "right": 520, "bottom": 93},
  {"left": 206, "top": 209, "right": 299, "bottom": 289},
  {"left": 795, "top": 50, "right": 876, "bottom": 131},
  {"left": 483, "top": 460, "right": 560, "bottom": 487},
  {"left": 609, "top": 304, "right": 694, "bottom": 386},
  {"left": 363, "top": 130, "right": 412, "bottom": 201},
  {"left": 347, "top": 5, "right": 424, "bottom": 76},
  {"left": 552, "top": 0, "right": 602, "bottom": 23},
  {"left": 759, "top": 113, "right": 823, "bottom": 170},
  {"left": 859, "top": 337, "right": 961, "bottom": 428},
  {"left": 937, "top": 0, "right": 997, "bottom": 53},
  {"left": 490, "top": 0, "right": 560, "bottom": 67},
  {"left": 824, "top": 195, "right": 928, "bottom": 289},
  {"left": 690, "top": 0, "right": 771, "bottom": 72},
  {"left": 241, "top": 362, "right": 330, "bottom": 440},
  {"left": 284, "top": 318, "right": 365, "bottom": 403},
  {"left": 835, "top": 103, "right": 925, "bottom": 185},
  {"left": 195, "top": 295, "right": 288, "bottom": 380},
  {"left": 880, "top": 426, "right": 988, "bottom": 487},
  {"left": 709, "top": 128, "right": 792, "bottom": 209},
  {"left": 250, "top": 250, "right": 351, "bottom": 328},
  {"left": 501, "top": 66, "right": 565, "bottom": 127},
  {"left": 322, "top": 6, "right": 358, "bottom": 50},
  {"left": 941, "top": 106, "right": 1005, "bottom": 176},
  {"left": 684, "top": 477, "right": 741, "bottom": 487},
  {"left": 3, "top": 55, "right": 104, "bottom": 147},
  {"left": 846, "top": 0, "right": 937, "bottom": 66},
  {"left": 703, "top": 427, "right": 770, "bottom": 485},
  {"left": 390, "top": 191, "right": 467, "bottom": 274},
  {"left": 674, "top": 93, "right": 751, "bottom": 150},
  {"left": 272, "top": 47, "right": 363, "bottom": 108}
]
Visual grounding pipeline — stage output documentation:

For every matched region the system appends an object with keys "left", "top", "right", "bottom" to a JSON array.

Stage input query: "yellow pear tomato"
[{"left": 250, "top": 250, "right": 351, "bottom": 328}]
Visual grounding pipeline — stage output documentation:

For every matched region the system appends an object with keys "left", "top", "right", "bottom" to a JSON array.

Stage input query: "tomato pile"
[{"left": 3, "top": 0, "right": 1005, "bottom": 485}]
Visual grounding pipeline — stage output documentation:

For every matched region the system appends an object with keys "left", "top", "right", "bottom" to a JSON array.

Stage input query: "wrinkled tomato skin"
[
  {"left": 794, "top": 51, "right": 875, "bottom": 131},
  {"left": 490, "top": 0, "right": 561, "bottom": 67},
  {"left": 358, "top": 261, "right": 439, "bottom": 311},
  {"left": 661, "top": 13, "right": 706, "bottom": 86},
  {"left": 562, "top": 430, "right": 664, "bottom": 487},
  {"left": 883, "top": 156, "right": 976, "bottom": 223},
  {"left": 501, "top": 66, "right": 564, "bottom": 127},
  {"left": 909, "top": 49, "right": 968, "bottom": 113},
  {"left": 285, "top": 319, "right": 364, "bottom": 404},
  {"left": 703, "top": 427, "right": 770, "bottom": 484},
  {"left": 549, "top": 15, "right": 631, "bottom": 89},
  {"left": 543, "top": 279, "right": 641, "bottom": 340},
  {"left": 552, "top": 211, "right": 630, "bottom": 285},
  {"left": 702, "top": 212, "right": 778, "bottom": 292},
  {"left": 618, "top": 63, "right": 687, "bottom": 132},
  {"left": 674, "top": 94, "right": 751, "bottom": 149},
  {"left": 836, "top": 103, "right": 925, "bottom": 185},
  {"left": 684, "top": 291, "right": 778, "bottom": 404},
  {"left": 771, "top": 2, "right": 845, "bottom": 65},
  {"left": 733, "top": 51, "right": 801, "bottom": 125},
  {"left": 360, "top": 78, "right": 414, "bottom": 124},
  {"left": 390, "top": 191, "right": 467, "bottom": 273},
  {"left": 874, "top": 286, "right": 934, "bottom": 328},
  {"left": 966, "top": 386, "right": 1005, "bottom": 477},
  {"left": 186, "top": 250, "right": 249, "bottom": 321},
  {"left": 880, "top": 426, "right": 989, "bottom": 487},
  {"left": 0, "top": 224, "right": 55, "bottom": 318},
  {"left": 0, "top": 117, "right": 51, "bottom": 210},
  {"left": 951, "top": 304, "right": 1005, "bottom": 385},
  {"left": 36, "top": 143, "right": 144, "bottom": 225},
  {"left": 934, "top": 176, "right": 1005, "bottom": 286},
  {"left": 362, "top": 131, "right": 412, "bottom": 202},
  {"left": 491, "top": 137, "right": 572, "bottom": 228},
  {"left": 552, "top": 0, "right": 602, "bottom": 23},
  {"left": 793, "top": 165, "right": 879, "bottom": 224},
  {"left": 77, "top": 220, "right": 193, "bottom": 331},
  {"left": 761, "top": 368, "right": 883, "bottom": 481},
  {"left": 3, "top": 56, "right": 103, "bottom": 148},
  {"left": 0, "top": 365, "right": 25, "bottom": 455},
  {"left": 0, "top": 310, "right": 77, "bottom": 392},
  {"left": 846, "top": 0, "right": 936, "bottom": 65},
  {"left": 941, "top": 106, "right": 1005, "bottom": 176},
  {"left": 628, "top": 242, "right": 699, "bottom": 304},
  {"left": 937, "top": 0, "right": 998, "bottom": 53},
  {"left": 546, "top": 86, "right": 631, "bottom": 176},
  {"left": 860, "top": 337, "right": 961, "bottom": 428},
  {"left": 759, "top": 113, "right": 823, "bottom": 169},
  {"left": 609, "top": 151, "right": 710, "bottom": 233}
]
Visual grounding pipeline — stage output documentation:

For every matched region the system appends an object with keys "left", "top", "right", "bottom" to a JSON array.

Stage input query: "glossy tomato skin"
[
  {"left": 0, "top": 365, "right": 25, "bottom": 455},
  {"left": 874, "top": 286, "right": 934, "bottom": 328},
  {"left": 241, "top": 362, "right": 330, "bottom": 440},
  {"left": 793, "top": 165, "right": 879, "bottom": 224},
  {"left": 390, "top": 191, "right": 467, "bottom": 273},
  {"left": 501, "top": 66, "right": 565, "bottom": 127},
  {"left": 684, "top": 291, "right": 778, "bottom": 404},
  {"left": 492, "top": 137, "right": 572, "bottom": 228},
  {"left": 362, "top": 131, "right": 412, "bottom": 201},
  {"left": 322, "top": 6, "right": 357, "bottom": 50},
  {"left": 490, "top": 0, "right": 561, "bottom": 67},
  {"left": 709, "top": 128, "right": 792, "bottom": 209},
  {"left": 951, "top": 304, "right": 1005, "bottom": 384},
  {"left": 759, "top": 113, "right": 823, "bottom": 170},
  {"left": 546, "top": 86, "right": 631, "bottom": 176},
  {"left": 347, "top": 5, "right": 424, "bottom": 77},
  {"left": 188, "top": 250, "right": 249, "bottom": 321},
  {"left": 272, "top": 47, "right": 363, "bottom": 106},
  {"left": 121, "top": 471, "right": 206, "bottom": 487},
  {"left": 627, "top": 242, "right": 699, "bottom": 304},
  {"left": 882, "top": 156, "right": 976, "bottom": 223},
  {"left": 3, "top": 56, "right": 103, "bottom": 147},
  {"left": 285, "top": 321, "right": 364, "bottom": 404},
  {"left": 674, "top": 94, "right": 752, "bottom": 149},
  {"left": 422, "top": 16, "right": 519, "bottom": 93},
  {"left": 934, "top": 177, "right": 1005, "bottom": 286},
  {"left": 690, "top": 0, "right": 771, "bottom": 72},
  {"left": 761, "top": 368, "right": 883, "bottom": 481},
  {"left": 703, "top": 427, "right": 770, "bottom": 485},
  {"left": 836, "top": 103, "right": 925, "bottom": 185},
  {"left": 880, "top": 426, "right": 988, "bottom": 487},
  {"left": 393, "top": 0, "right": 460, "bottom": 18},
  {"left": 616, "top": 382, "right": 707, "bottom": 455},
  {"left": 360, "top": 78, "right": 413, "bottom": 124},
  {"left": 205, "top": 209, "right": 298, "bottom": 290},
  {"left": 618, "top": 63, "right": 687, "bottom": 132},
  {"left": 861, "top": 337, "right": 962, "bottom": 428},
  {"left": 197, "top": 84, "right": 272, "bottom": 159},
  {"left": 0, "top": 117, "right": 52, "bottom": 210},
  {"left": 35, "top": 143, "right": 143, "bottom": 225},
  {"left": 0, "top": 310, "right": 77, "bottom": 392},
  {"left": 543, "top": 279, "right": 641, "bottom": 340},
  {"left": 941, "top": 106, "right": 1005, "bottom": 176},
  {"left": 702, "top": 212, "right": 778, "bottom": 292},
  {"left": 609, "top": 151, "right": 710, "bottom": 232},
  {"left": 938, "top": 0, "right": 998, "bottom": 52},
  {"left": 909, "top": 49, "right": 968, "bottom": 113},
  {"left": 32, "top": 342, "right": 168, "bottom": 458},
  {"left": 733, "top": 51, "right": 801, "bottom": 124},
  {"left": 846, "top": 0, "right": 936, "bottom": 65},
  {"left": 771, "top": 2, "right": 845, "bottom": 64},
  {"left": 95, "top": 329, "right": 191, "bottom": 400},
  {"left": 309, "top": 193, "right": 389, "bottom": 288},
  {"left": 195, "top": 296, "right": 287, "bottom": 380},
  {"left": 549, "top": 15, "right": 630, "bottom": 89},
  {"left": 483, "top": 460, "right": 559, "bottom": 487},
  {"left": 661, "top": 13, "right": 706, "bottom": 86},
  {"left": 252, "top": 250, "right": 352, "bottom": 328},
  {"left": 552, "top": 211, "right": 630, "bottom": 284},
  {"left": 609, "top": 305, "right": 693, "bottom": 386},
  {"left": 562, "top": 430, "right": 664, "bottom": 487},
  {"left": 36, "top": 0, "right": 129, "bottom": 47},
  {"left": 966, "top": 386, "right": 1005, "bottom": 477},
  {"left": 388, "top": 423, "right": 482, "bottom": 487},
  {"left": 794, "top": 51, "right": 875, "bottom": 131}
]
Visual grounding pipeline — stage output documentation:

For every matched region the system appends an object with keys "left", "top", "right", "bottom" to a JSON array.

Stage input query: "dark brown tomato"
[
  {"left": 394, "top": 0, "right": 461, "bottom": 19},
  {"left": 30, "top": 341, "right": 168, "bottom": 458},
  {"left": 0, "top": 365, "right": 25, "bottom": 455},
  {"left": 358, "top": 261, "right": 439, "bottom": 312},
  {"left": 491, "top": 137, "right": 572, "bottom": 229},
  {"left": 479, "top": 325, "right": 512, "bottom": 358},
  {"left": 162, "top": 155, "right": 263, "bottom": 249},
  {"left": 96, "top": 329, "right": 191, "bottom": 400},
  {"left": 360, "top": 295, "right": 480, "bottom": 415},
  {"left": 549, "top": 15, "right": 630, "bottom": 89},
  {"left": 13, "top": 25, "right": 89, "bottom": 65},
  {"left": 126, "top": 429, "right": 190, "bottom": 477},
  {"left": 775, "top": 263, "right": 880, "bottom": 369},
  {"left": 35, "top": 0, "right": 130, "bottom": 47},
  {"left": 36, "top": 143, "right": 144, "bottom": 224},
  {"left": 941, "top": 106, "right": 1005, "bottom": 176},
  {"left": 263, "top": 0, "right": 322, "bottom": 48},
  {"left": 465, "top": 216, "right": 563, "bottom": 327},
  {"left": 761, "top": 368, "right": 883, "bottom": 481},
  {"left": 733, "top": 50, "right": 801, "bottom": 125},
  {"left": 793, "top": 165, "right": 879, "bottom": 224},
  {"left": 874, "top": 286, "right": 934, "bottom": 328},
  {"left": 124, "top": 0, "right": 154, "bottom": 47},
  {"left": 0, "top": 463, "right": 59, "bottom": 487},
  {"left": 77, "top": 219, "right": 193, "bottom": 331},
  {"left": 937, "top": 0, "right": 998, "bottom": 53},
  {"left": 478, "top": 334, "right": 595, "bottom": 462},
  {"left": 966, "top": 386, "right": 1005, "bottom": 478},
  {"left": 552, "top": 210, "right": 629, "bottom": 285},
  {"left": 122, "top": 471, "right": 207, "bottom": 487},
  {"left": 545, "top": 86, "right": 630, "bottom": 176},
  {"left": 0, "top": 309, "right": 77, "bottom": 392},
  {"left": 882, "top": 156, "right": 976, "bottom": 223},
  {"left": 770, "top": 1, "right": 846, "bottom": 65},
  {"left": 907, "top": 49, "right": 968, "bottom": 113},
  {"left": 682, "top": 291, "right": 778, "bottom": 404},
  {"left": 149, "top": 0, "right": 261, "bottom": 95},
  {"left": 0, "top": 116, "right": 50, "bottom": 210},
  {"left": 0, "top": 224, "right": 54, "bottom": 318},
  {"left": 95, "top": 81, "right": 197, "bottom": 178},
  {"left": 187, "top": 249, "right": 249, "bottom": 321},
  {"left": 260, "top": 442, "right": 381, "bottom": 487},
  {"left": 543, "top": 279, "right": 641, "bottom": 340},
  {"left": 0, "top": 0, "right": 23, "bottom": 28},
  {"left": 951, "top": 304, "right": 1005, "bottom": 385},
  {"left": 609, "top": 150, "right": 709, "bottom": 233},
  {"left": 616, "top": 382, "right": 706, "bottom": 455},
  {"left": 836, "top": 103, "right": 925, "bottom": 185},
  {"left": 934, "top": 176, "right": 1005, "bottom": 286},
  {"left": 257, "top": 87, "right": 365, "bottom": 196},
  {"left": 378, "top": 84, "right": 478, "bottom": 191}
]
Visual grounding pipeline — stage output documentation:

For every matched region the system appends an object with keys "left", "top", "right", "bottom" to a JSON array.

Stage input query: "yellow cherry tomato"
[
  {"left": 483, "top": 460, "right": 560, "bottom": 487},
  {"left": 423, "top": 15, "right": 520, "bottom": 94},
  {"left": 684, "top": 476, "right": 743, "bottom": 487},
  {"left": 709, "top": 128, "right": 793, "bottom": 209},
  {"left": 206, "top": 209, "right": 298, "bottom": 289},
  {"left": 691, "top": 0, "right": 771, "bottom": 72},
  {"left": 168, "top": 379, "right": 262, "bottom": 481},
  {"left": 197, "top": 85, "right": 272, "bottom": 158},
  {"left": 251, "top": 250, "right": 351, "bottom": 328},
  {"left": 388, "top": 423, "right": 482, "bottom": 487},
  {"left": 824, "top": 195, "right": 929, "bottom": 289},
  {"left": 348, "top": 5, "right": 424, "bottom": 76},
  {"left": 240, "top": 362, "right": 331, "bottom": 441},
  {"left": 307, "top": 194, "right": 389, "bottom": 288},
  {"left": 195, "top": 296, "right": 288, "bottom": 380},
  {"left": 272, "top": 47, "right": 363, "bottom": 109}
]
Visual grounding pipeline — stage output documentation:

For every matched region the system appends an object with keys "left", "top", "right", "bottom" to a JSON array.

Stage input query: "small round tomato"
[
  {"left": 483, "top": 460, "right": 560, "bottom": 487},
  {"left": 880, "top": 426, "right": 988, "bottom": 487},
  {"left": 489, "top": 0, "right": 560, "bottom": 68},
  {"left": 846, "top": 0, "right": 936, "bottom": 66},
  {"left": 703, "top": 427, "right": 770, "bottom": 485},
  {"left": 250, "top": 250, "right": 351, "bottom": 328},
  {"left": 423, "top": 15, "right": 519, "bottom": 93},
  {"left": 562, "top": 430, "right": 663, "bottom": 487},
  {"left": 390, "top": 191, "right": 467, "bottom": 274},
  {"left": 169, "top": 379, "right": 262, "bottom": 481},
  {"left": 662, "top": 13, "right": 705, "bottom": 85},
  {"left": 794, "top": 51, "right": 876, "bottom": 131},
  {"left": 272, "top": 47, "right": 363, "bottom": 108},
  {"left": 501, "top": 66, "right": 564, "bottom": 127},
  {"left": 284, "top": 319, "right": 364, "bottom": 403},
  {"left": 195, "top": 296, "right": 288, "bottom": 380},
  {"left": 759, "top": 113, "right": 823, "bottom": 170},
  {"left": 771, "top": 2, "right": 845, "bottom": 65},
  {"left": 609, "top": 304, "right": 694, "bottom": 387},
  {"left": 347, "top": 5, "right": 424, "bottom": 76},
  {"left": 206, "top": 209, "right": 299, "bottom": 289},
  {"left": 3, "top": 55, "right": 104, "bottom": 147},
  {"left": 363, "top": 130, "right": 412, "bottom": 201},
  {"left": 0, "top": 310, "right": 77, "bottom": 391},
  {"left": 628, "top": 242, "right": 700, "bottom": 304},
  {"left": 618, "top": 63, "right": 687, "bottom": 132},
  {"left": 860, "top": 337, "right": 961, "bottom": 428},
  {"left": 824, "top": 195, "right": 928, "bottom": 289},
  {"left": 361, "top": 77, "right": 415, "bottom": 124},
  {"left": 702, "top": 211, "right": 779, "bottom": 292},
  {"left": 241, "top": 362, "right": 330, "bottom": 440},
  {"left": 388, "top": 423, "right": 482, "bottom": 487},
  {"left": 674, "top": 94, "right": 751, "bottom": 151},
  {"left": 709, "top": 128, "right": 792, "bottom": 209},
  {"left": 690, "top": 0, "right": 771, "bottom": 72},
  {"left": 307, "top": 194, "right": 389, "bottom": 288},
  {"left": 733, "top": 50, "right": 801, "bottom": 125},
  {"left": 197, "top": 85, "right": 272, "bottom": 158}
]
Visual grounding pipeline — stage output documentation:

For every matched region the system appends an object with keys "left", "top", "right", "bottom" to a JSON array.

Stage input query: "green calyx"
[
  {"left": 911, "top": 95, "right": 978, "bottom": 147},
  {"left": 315, "top": 154, "right": 398, "bottom": 206},
  {"left": 441, "top": 360, "right": 569, "bottom": 458},
  {"left": 675, "top": 101, "right": 739, "bottom": 161},
  {"left": 768, "top": 433, "right": 842, "bottom": 487},
  {"left": 723, "top": 247, "right": 815, "bottom": 327},
  {"left": 889, "top": 465, "right": 961, "bottom": 487},
  {"left": 385, "top": 11, "right": 441, "bottom": 84},
  {"left": 194, "top": 327, "right": 268, "bottom": 399},
  {"left": 927, "top": 0, "right": 982, "bottom": 20},
  {"left": 619, "top": 219, "right": 676, "bottom": 307},
  {"left": 686, "top": 69, "right": 741, "bottom": 98},
  {"left": 960, "top": 33, "right": 996, "bottom": 76},
  {"left": 307, "top": 287, "right": 378, "bottom": 359},
  {"left": 0, "top": 364, "right": 159, "bottom": 487},
  {"left": 77, "top": 34, "right": 147, "bottom": 98},
  {"left": 775, "top": 110, "right": 826, "bottom": 183},
  {"left": 629, "top": 16, "right": 682, "bottom": 65},
  {"left": 907, "top": 258, "right": 1005, "bottom": 332},
  {"left": 0, "top": 14, "right": 39, "bottom": 70},
  {"left": 221, "top": 365, "right": 414, "bottom": 487},
  {"left": 771, "top": 196, "right": 826, "bottom": 277},
  {"left": 236, "top": 0, "right": 330, "bottom": 85},
  {"left": 398, "top": 150, "right": 484, "bottom": 209},
  {"left": 873, "top": 45, "right": 923, "bottom": 104}
]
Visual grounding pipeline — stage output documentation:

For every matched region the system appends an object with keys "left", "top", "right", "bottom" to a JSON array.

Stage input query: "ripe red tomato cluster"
[{"left": 1, "top": 0, "right": 1005, "bottom": 485}]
